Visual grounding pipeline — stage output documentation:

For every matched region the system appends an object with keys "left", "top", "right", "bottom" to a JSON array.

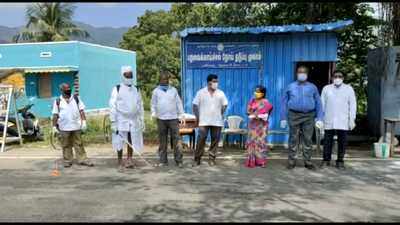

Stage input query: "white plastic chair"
[
  {"left": 222, "top": 115, "right": 247, "bottom": 149},
  {"left": 226, "top": 115, "right": 243, "bottom": 131}
]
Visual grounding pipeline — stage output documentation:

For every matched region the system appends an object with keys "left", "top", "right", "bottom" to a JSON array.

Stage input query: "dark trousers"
[
  {"left": 157, "top": 119, "right": 183, "bottom": 164},
  {"left": 195, "top": 126, "right": 222, "bottom": 161},
  {"left": 288, "top": 110, "right": 315, "bottom": 164},
  {"left": 323, "top": 129, "right": 348, "bottom": 162}
]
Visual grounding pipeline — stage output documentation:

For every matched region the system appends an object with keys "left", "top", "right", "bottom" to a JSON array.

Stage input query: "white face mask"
[
  {"left": 211, "top": 82, "right": 218, "bottom": 90},
  {"left": 333, "top": 78, "right": 343, "bottom": 86},
  {"left": 122, "top": 76, "right": 133, "bottom": 86},
  {"left": 297, "top": 73, "right": 308, "bottom": 82}
]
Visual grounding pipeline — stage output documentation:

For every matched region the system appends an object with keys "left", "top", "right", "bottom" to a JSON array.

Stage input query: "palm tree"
[{"left": 13, "top": 3, "right": 89, "bottom": 42}]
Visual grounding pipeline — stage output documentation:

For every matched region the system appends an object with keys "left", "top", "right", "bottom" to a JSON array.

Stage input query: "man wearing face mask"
[
  {"left": 192, "top": 74, "right": 228, "bottom": 166},
  {"left": 320, "top": 70, "right": 356, "bottom": 170},
  {"left": 109, "top": 66, "right": 145, "bottom": 172},
  {"left": 52, "top": 83, "right": 93, "bottom": 168},
  {"left": 150, "top": 71, "right": 185, "bottom": 168},
  {"left": 280, "top": 66, "right": 324, "bottom": 170}
]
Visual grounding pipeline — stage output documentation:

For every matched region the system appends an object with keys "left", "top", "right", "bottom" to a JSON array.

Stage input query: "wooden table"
[
  {"left": 170, "top": 118, "right": 197, "bottom": 150},
  {"left": 383, "top": 117, "right": 400, "bottom": 157}
]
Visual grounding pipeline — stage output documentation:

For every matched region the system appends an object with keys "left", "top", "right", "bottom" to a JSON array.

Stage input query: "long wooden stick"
[{"left": 117, "top": 132, "right": 152, "bottom": 166}]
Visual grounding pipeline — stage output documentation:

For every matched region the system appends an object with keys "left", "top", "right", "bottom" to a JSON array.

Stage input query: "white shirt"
[
  {"left": 321, "top": 83, "right": 357, "bottom": 130},
  {"left": 52, "top": 95, "right": 85, "bottom": 131},
  {"left": 109, "top": 84, "right": 144, "bottom": 132},
  {"left": 192, "top": 87, "right": 228, "bottom": 127},
  {"left": 151, "top": 86, "right": 184, "bottom": 120}
]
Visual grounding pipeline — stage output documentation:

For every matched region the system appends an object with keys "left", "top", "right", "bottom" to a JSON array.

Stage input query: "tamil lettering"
[{"left": 186, "top": 43, "right": 262, "bottom": 68}]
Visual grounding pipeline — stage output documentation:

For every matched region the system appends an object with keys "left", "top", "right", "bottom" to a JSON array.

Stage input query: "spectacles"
[{"left": 333, "top": 75, "right": 344, "bottom": 78}]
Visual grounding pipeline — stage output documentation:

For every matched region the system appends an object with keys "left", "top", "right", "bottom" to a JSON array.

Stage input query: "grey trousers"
[
  {"left": 157, "top": 119, "right": 183, "bottom": 164},
  {"left": 288, "top": 110, "right": 315, "bottom": 164},
  {"left": 195, "top": 126, "right": 222, "bottom": 161}
]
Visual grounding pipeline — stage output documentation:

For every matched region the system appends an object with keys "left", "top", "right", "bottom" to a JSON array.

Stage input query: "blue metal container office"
[
  {"left": 180, "top": 20, "right": 353, "bottom": 145},
  {"left": 0, "top": 41, "right": 136, "bottom": 117}
]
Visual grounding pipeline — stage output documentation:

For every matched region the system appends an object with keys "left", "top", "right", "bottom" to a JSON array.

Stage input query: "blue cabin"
[
  {"left": 0, "top": 41, "right": 136, "bottom": 117},
  {"left": 180, "top": 20, "right": 353, "bottom": 145}
]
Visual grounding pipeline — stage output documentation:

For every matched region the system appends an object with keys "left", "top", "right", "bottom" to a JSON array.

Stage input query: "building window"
[
  {"left": 73, "top": 73, "right": 79, "bottom": 95},
  {"left": 38, "top": 72, "right": 52, "bottom": 98}
]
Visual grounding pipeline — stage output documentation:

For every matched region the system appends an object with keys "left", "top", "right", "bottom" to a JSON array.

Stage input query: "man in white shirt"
[
  {"left": 52, "top": 83, "right": 93, "bottom": 168},
  {"left": 151, "top": 72, "right": 184, "bottom": 168},
  {"left": 109, "top": 66, "right": 145, "bottom": 172},
  {"left": 320, "top": 70, "right": 357, "bottom": 169},
  {"left": 192, "top": 74, "right": 228, "bottom": 166}
]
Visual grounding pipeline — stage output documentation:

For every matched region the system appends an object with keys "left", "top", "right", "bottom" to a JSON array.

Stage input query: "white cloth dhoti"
[{"left": 112, "top": 129, "right": 143, "bottom": 153}]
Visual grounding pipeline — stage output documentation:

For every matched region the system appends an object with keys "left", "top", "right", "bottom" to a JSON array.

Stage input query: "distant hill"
[
  {"left": 0, "top": 22, "right": 129, "bottom": 47},
  {"left": 72, "top": 22, "right": 129, "bottom": 47},
  {"left": 0, "top": 25, "right": 20, "bottom": 43}
]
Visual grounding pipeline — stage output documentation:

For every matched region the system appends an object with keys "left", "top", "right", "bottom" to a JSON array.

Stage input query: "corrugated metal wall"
[
  {"left": 264, "top": 33, "right": 337, "bottom": 143},
  {"left": 182, "top": 32, "right": 338, "bottom": 144},
  {"left": 183, "top": 67, "right": 261, "bottom": 118}
]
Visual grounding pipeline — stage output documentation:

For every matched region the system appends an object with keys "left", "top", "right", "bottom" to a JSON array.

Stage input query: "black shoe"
[
  {"left": 305, "top": 163, "right": 317, "bottom": 170},
  {"left": 319, "top": 161, "right": 331, "bottom": 168},
  {"left": 192, "top": 159, "right": 201, "bottom": 167},
  {"left": 336, "top": 161, "right": 345, "bottom": 170},
  {"left": 63, "top": 162, "right": 72, "bottom": 168},
  {"left": 287, "top": 161, "right": 296, "bottom": 169}
]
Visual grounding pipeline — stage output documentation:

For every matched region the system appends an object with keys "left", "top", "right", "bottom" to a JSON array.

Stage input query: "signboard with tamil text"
[{"left": 186, "top": 43, "right": 262, "bottom": 68}]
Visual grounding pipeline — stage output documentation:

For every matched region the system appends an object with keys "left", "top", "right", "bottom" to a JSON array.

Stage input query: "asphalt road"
[{"left": 0, "top": 157, "right": 399, "bottom": 222}]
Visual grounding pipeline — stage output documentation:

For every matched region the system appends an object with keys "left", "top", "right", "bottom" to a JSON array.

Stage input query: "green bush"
[
  {"left": 143, "top": 111, "right": 159, "bottom": 144},
  {"left": 83, "top": 115, "right": 108, "bottom": 144}
]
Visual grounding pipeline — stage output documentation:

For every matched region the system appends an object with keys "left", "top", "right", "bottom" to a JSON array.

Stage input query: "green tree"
[
  {"left": 171, "top": 3, "right": 219, "bottom": 29},
  {"left": 214, "top": 3, "right": 273, "bottom": 27},
  {"left": 13, "top": 3, "right": 89, "bottom": 42},
  {"left": 120, "top": 10, "right": 180, "bottom": 110},
  {"left": 379, "top": 2, "right": 400, "bottom": 46}
]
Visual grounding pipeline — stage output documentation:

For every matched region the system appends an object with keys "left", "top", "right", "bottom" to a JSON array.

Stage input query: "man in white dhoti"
[{"left": 109, "top": 66, "right": 145, "bottom": 171}]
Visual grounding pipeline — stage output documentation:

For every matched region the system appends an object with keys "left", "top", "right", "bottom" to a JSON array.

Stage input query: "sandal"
[
  {"left": 63, "top": 162, "right": 72, "bottom": 168},
  {"left": 78, "top": 159, "right": 94, "bottom": 167},
  {"left": 118, "top": 164, "right": 125, "bottom": 173},
  {"left": 125, "top": 159, "right": 136, "bottom": 169}
]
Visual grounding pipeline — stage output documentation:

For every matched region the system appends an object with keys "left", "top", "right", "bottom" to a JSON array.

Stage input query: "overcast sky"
[{"left": 0, "top": 2, "right": 380, "bottom": 28}]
